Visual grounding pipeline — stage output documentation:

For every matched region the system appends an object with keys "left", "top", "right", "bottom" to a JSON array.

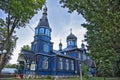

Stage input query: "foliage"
[
  {"left": 5, "top": 64, "right": 18, "bottom": 68},
  {"left": 0, "top": 26, "right": 18, "bottom": 72},
  {"left": 0, "top": 0, "right": 45, "bottom": 72},
  {"left": 60, "top": 0, "right": 120, "bottom": 77},
  {"left": 82, "top": 64, "right": 89, "bottom": 78},
  {"left": 21, "top": 45, "right": 31, "bottom": 51}
]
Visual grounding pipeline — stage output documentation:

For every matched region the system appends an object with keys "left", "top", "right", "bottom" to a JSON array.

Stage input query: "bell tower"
[{"left": 31, "top": 5, "right": 53, "bottom": 54}]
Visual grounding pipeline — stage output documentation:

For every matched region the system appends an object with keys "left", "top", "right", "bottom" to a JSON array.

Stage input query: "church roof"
[
  {"left": 37, "top": 5, "right": 50, "bottom": 28},
  {"left": 63, "top": 47, "right": 81, "bottom": 52},
  {"left": 22, "top": 49, "right": 36, "bottom": 61}
]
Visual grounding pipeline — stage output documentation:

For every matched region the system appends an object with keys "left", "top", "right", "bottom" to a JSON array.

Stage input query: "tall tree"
[
  {"left": 60, "top": 0, "right": 120, "bottom": 76},
  {"left": 0, "top": 0, "right": 45, "bottom": 72},
  {"left": 0, "top": 25, "right": 18, "bottom": 73}
]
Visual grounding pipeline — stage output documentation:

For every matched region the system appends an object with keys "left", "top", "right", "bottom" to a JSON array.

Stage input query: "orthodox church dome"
[
  {"left": 37, "top": 5, "right": 50, "bottom": 28},
  {"left": 67, "top": 33, "right": 77, "bottom": 41},
  {"left": 59, "top": 42, "right": 62, "bottom": 46}
]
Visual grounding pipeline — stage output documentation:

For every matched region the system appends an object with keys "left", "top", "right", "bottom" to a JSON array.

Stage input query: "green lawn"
[
  {"left": 61, "top": 77, "right": 120, "bottom": 80},
  {"left": 1, "top": 77, "right": 120, "bottom": 80}
]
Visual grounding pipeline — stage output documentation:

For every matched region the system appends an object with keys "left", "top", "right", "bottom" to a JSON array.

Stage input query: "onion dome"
[
  {"left": 37, "top": 5, "right": 50, "bottom": 27},
  {"left": 67, "top": 33, "right": 77, "bottom": 40},
  {"left": 59, "top": 39, "right": 62, "bottom": 46},
  {"left": 59, "top": 39, "right": 62, "bottom": 51},
  {"left": 59, "top": 42, "right": 62, "bottom": 46},
  {"left": 67, "top": 29, "right": 77, "bottom": 40},
  {"left": 67, "top": 28, "right": 77, "bottom": 41},
  {"left": 81, "top": 40, "right": 85, "bottom": 48}
]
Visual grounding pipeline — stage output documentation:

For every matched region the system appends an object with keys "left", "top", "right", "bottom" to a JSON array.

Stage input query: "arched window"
[
  {"left": 59, "top": 58, "right": 63, "bottom": 70},
  {"left": 71, "top": 60, "right": 74, "bottom": 70},
  {"left": 30, "top": 61, "right": 36, "bottom": 70},
  {"left": 66, "top": 59, "right": 69, "bottom": 70},
  {"left": 83, "top": 54, "right": 86, "bottom": 61},
  {"left": 70, "top": 41, "right": 73, "bottom": 45},
  {"left": 35, "top": 28, "right": 38, "bottom": 35},
  {"left": 45, "top": 29, "right": 50, "bottom": 36},
  {"left": 44, "top": 44, "right": 49, "bottom": 52},
  {"left": 42, "top": 57, "right": 48, "bottom": 69},
  {"left": 39, "top": 28, "right": 44, "bottom": 34},
  {"left": 68, "top": 41, "right": 71, "bottom": 45}
]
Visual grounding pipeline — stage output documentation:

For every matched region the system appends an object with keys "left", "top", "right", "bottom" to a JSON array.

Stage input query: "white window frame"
[
  {"left": 59, "top": 58, "right": 63, "bottom": 70},
  {"left": 66, "top": 59, "right": 69, "bottom": 70},
  {"left": 30, "top": 61, "right": 36, "bottom": 70},
  {"left": 45, "top": 29, "right": 50, "bottom": 36},
  {"left": 71, "top": 60, "right": 74, "bottom": 70},
  {"left": 42, "top": 57, "right": 48, "bottom": 69},
  {"left": 44, "top": 44, "right": 49, "bottom": 52},
  {"left": 35, "top": 28, "right": 38, "bottom": 35},
  {"left": 39, "top": 28, "right": 44, "bottom": 34}
]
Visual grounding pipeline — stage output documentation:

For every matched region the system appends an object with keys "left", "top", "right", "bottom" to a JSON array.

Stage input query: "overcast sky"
[{"left": 0, "top": 0, "right": 86, "bottom": 64}]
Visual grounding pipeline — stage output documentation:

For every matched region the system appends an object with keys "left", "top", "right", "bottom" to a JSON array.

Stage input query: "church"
[{"left": 17, "top": 5, "right": 94, "bottom": 77}]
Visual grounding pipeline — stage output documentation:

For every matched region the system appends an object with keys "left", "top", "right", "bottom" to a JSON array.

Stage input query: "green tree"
[
  {"left": 21, "top": 45, "right": 31, "bottom": 51},
  {"left": 0, "top": 26, "right": 18, "bottom": 73},
  {"left": 0, "top": 0, "right": 45, "bottom": 73},
  {"left": 60, "top": 0, "right": 120, "bottom": 76},
  {"left": 5, "top": 64, "right": 18, "bottom": 68}
]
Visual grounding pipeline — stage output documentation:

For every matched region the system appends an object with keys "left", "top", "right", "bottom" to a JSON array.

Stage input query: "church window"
[
  {"left": 45, "top": 29, "right": 50, "bottom": 36},
  {"left": 70, "top": 41, "right": 73, "bottom": 45},
  {"left": 44, "top": 44, "right": 49, "bottom": 52},
  {"left": 42, "top": 57, "right": 48, "bottom": 69},
  {"left": 68, "top": 41, "right": 71, "bottom": 45},
  {"left": 34, "top": 42, "right": 37, "bottom": 52},
  {"left": 59, "top": 58, "right": 63, "bottom": 70},
  {"left": 30, "top": 61, "right": 36, "bottom": 70},
  {"left": 71, "top": 60, "right": 74, "bottom": 70},
  {"left": 35, "top": 28, "right": 38, "bottom": 35},
  {"left": 78, "top": 53, "right": 81, "bottom": 59},
  {"left": 39, "top": 28, "right": 44, "bottom": 34},
  {"left": 66, "top": 59, "right": 69, "bottom": 70}
]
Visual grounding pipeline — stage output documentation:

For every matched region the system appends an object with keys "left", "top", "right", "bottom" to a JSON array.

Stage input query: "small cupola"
[
  {"left": 59, "top": 39, "right": 62, "bottom": 51},
  {"left": 81, "top": 40, "right": 85, "bottom": 49},
  {"left": 66, "top": 29, "right": 77, "bottom": 48}
]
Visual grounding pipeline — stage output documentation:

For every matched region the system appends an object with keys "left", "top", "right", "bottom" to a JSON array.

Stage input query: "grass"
[
  {"left": 61, "top": 77, "right": 120, "bottom": 80},
  {"left": 1, "top": 77, "right": 120, "bottom": 80}
]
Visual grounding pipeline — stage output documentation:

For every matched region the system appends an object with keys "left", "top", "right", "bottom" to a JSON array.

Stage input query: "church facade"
[{"left": 18, "top": 5, "right": 94, "bottom": 77}]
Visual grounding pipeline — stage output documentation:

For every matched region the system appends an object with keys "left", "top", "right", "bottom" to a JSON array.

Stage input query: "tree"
[
  {"left": 21, "top": 45, "right": 31, "bottom": 51},
  {"left": 0, "top": 26, "right": 18, "bottom": 73},
  {"left": 0, "top": 0, "right": 45, "bottom": 73},
  {"left": 60, "top": 0, "right": 120, "bottom": 76},
  {"left": 5, "top": 64, "right": 18, "bottom": 69}
]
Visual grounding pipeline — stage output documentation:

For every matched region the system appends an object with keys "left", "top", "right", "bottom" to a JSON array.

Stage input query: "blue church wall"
[
  {"left": 54, "top": 55, "right": 77, "bottom": 76},
  {"left": 68, "top": 52, "right": 77, "bottom": 58},
  {"left": 37, "top": 55, "right": 51, "bottom": 75},
  {"left": 50, "top": 57, "right": 56, "bottom": 75},
  {"left": 31, "top": 40, "right": 53, "bottom": 54}
]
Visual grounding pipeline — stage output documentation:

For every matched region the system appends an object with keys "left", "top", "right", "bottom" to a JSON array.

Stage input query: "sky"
[{"left": 0, "top": 0, "right": 86, "bottom": 64}]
